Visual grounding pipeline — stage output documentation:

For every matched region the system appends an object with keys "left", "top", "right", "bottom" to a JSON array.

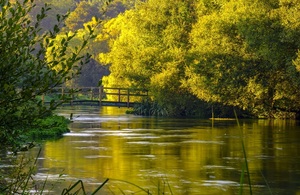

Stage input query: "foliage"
[
  {"left": 64, "top": 1, "right": 104, "bottom": 31},
  {"left": 133, "top": 98, "right": 169, "bottom": 116},
  {"left": 29, "top": 0, "right": 113, "bottom": 88},
  {"left": 186, "top": 0, "right": 300, "bottom": 118},
  {"left": 99, "top": 0, "right": 300, "bottom": 118},
  {"left": 25, "top": 115, "right": 70, "bottom": 141},
  {"left": 99, "top": 0, "right": 201, "bottom": 116},
  {"left": 0, "top": 0, "right": 98, "bottom": 150}
]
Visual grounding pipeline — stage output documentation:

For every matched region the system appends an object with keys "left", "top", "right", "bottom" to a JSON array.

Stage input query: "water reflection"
[{"left": 30, "top": 106, "right": 300, "bottom": 194}]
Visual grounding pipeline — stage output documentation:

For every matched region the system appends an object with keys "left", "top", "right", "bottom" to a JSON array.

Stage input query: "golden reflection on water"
[{"left": 34, "top": 107, "right": 300, "bottom": 194}]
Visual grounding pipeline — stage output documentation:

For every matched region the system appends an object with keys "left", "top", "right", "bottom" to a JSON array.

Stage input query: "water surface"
[{"left": 28, "top": 106, "right": 300, "bottom": 194}]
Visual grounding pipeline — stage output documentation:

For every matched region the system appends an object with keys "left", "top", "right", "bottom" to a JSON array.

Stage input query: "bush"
[{"left": 25, "top": 115, "right": 70, "bottom": 141}]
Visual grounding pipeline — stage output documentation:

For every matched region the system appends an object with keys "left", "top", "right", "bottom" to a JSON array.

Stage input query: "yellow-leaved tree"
[
  {"left": 99, "top": 0, "right": 203, "bottom": 116},
  {"left": 186, "top": 0, "right": 300, "bottom": 118}
]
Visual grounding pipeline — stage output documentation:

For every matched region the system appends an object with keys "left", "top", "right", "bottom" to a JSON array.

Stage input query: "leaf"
[{"left": 56, "top": 14, "right": 61, "bottom": 22}]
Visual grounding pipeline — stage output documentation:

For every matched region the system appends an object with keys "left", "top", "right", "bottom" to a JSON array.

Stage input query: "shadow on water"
[{"left": 3, "top": 106, "right": 300, "bottom": 194}]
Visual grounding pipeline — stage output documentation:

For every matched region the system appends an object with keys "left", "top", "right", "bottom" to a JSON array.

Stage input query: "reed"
[
  {"left": 61, "top": 178, "right": 109, "bottom": 195},
  {"left": 0, "top": 147, "right": 109, "bottom": 194},
  {"left": 234, "top": 110, "right": 252, "bottom": 195},
  {"left": 107, "top": 178, "right": 173, "bottom": 195},
  {"left": 0, "top": 148, "right": 42, "bottom": 194}
]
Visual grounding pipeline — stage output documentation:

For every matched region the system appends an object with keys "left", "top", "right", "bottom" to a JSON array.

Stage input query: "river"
[{"left": 14, "top": 106, "right": 300, "bottom": 194}]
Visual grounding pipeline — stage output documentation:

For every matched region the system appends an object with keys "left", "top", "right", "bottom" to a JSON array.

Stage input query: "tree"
[
  {"left": 65, "top": 1, "right": 104, "bottom": 31},
  {"left": 0, "top": 0, "right": 99, "bottom": 149},
  {"left": 185, "top": 0, "right": 300, "bottom": 117},
  {"left": 99, "top": 0, "right": 200, "bottom": 116},
  {"left": 99, "top": 0, "right": 300, "bottom": 117}
]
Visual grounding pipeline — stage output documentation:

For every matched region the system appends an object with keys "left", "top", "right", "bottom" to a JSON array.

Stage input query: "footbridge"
[{"left": 43, "top": 87, "right": 149, "bottom": 107}]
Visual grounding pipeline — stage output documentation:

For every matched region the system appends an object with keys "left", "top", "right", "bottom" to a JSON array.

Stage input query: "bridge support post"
[
  {"left": 99, "top": 86, "right": 102, "bottom": 106},
  {"left": 70, "top": 88, "right": 73, "bottom": 106},
  {"left": 127, "top": 89, "right": 130, "bottom": 108}
]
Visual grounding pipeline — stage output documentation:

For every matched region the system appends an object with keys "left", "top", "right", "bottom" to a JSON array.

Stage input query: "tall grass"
[
  {"left": 106, "top": 178, "right": 173, "bottom": 195},
  {"left": 0, "top": 147, "right": 109, "bottom": 194},
  {"left": 1, "top": 148, "right": 42, "bottom": 194},
  {"left": 61, "top": 179, "right": 109, "bottom": 195},
  {"left": 234, "top": 110, "right": 252, "bottom": 195}
]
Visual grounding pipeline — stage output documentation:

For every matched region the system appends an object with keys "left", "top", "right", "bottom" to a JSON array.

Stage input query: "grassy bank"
[
  {"left": 0, "top": 115, "right": 71, "bottom": 194},
  {"left": 25, "top": 115, "right": 70, "bottom": 141}
]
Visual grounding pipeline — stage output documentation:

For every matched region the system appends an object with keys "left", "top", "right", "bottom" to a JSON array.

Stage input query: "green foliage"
[
  {"left": 98, "top": 0, "right": 300, "bottom": 118},
  {"left": 0, "top": 0, "right": 97, "bottom": 149},
  {"left": 14, "top": 0, "right": 293, "bottom": 118},
  {"left": 186, "top": 0, "right": 300, "bottom": 118},
  {"left": 99, "top": 0, "right": 200, "bottom": 116},
  {"left": 25, "top": 115, "right": 70, "bottom": 141},
  {"left": 65, "top": 1, "right": 103, "bottom": 31},
  {"left": 133, "top": 98, "right": 169, "bottom": 116}
]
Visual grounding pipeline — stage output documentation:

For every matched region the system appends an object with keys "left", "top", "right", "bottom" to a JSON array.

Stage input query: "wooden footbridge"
[{"left": 43, "top": 87, "right": 149, "bottom": 107}]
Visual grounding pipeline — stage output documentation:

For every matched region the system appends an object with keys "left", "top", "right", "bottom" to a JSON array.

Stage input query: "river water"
[{"left": 20, "top": 106, "right": 300, "bottom": 194}]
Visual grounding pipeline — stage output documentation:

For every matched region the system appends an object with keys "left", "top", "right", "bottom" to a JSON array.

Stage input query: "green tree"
[
  {"left": 0, "top": 0, "right": 98, "bottom": 149},
  {"left": 47, "top": 18, "right": 109, "bottom": 87},
  {"left": 186, "top": 0, "right": 300, "bottom": 117},
  {"left": 100, "top": 0, "right": 199, "bottom": 116},
  {"left": 99, "top": 0, "right": 300, "bottom": 117},
  {"left": 65, "top": 1, "right": 104, "bottom": 31}
]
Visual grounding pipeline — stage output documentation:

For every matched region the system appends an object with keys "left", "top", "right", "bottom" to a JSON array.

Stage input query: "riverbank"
[{"left": 25, "top": 115, "right": 70, "bottom": 141}]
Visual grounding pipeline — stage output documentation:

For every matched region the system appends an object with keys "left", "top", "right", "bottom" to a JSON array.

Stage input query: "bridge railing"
[{"left": 43, "top": 87, "right": 149, "bottom": 107}]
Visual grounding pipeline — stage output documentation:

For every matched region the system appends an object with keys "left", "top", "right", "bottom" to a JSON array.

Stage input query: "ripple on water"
[
  {"left": 203, "top": 165, "right": 236, "bottom": 170},
  {"left": 104, "top": 133, "right": 155, "bottom": 137},
  {"left": 84, "top": 155, "right": 112, "bottom": 159},
  {"left": 182, "top": 140, "right": 224, "bottom": 145},
  {"left": 71, "top": 140, "right": 98, "bottom": 144},
  {"left": 64, "top": 132, "right": 96, "bottom": 137},
  {"left": 201, "top": 180, "right": 239, "bottom": 187},
  {"left": 124, "top": 135, "right": 160, "bottom": 140},
  {"left": 82, "top": 129, "right": 132, "bottom": 133},
  {"left": 255, "top": 155, "right": 275, "bottom": 159},
  {"left": 72, "top": 116, "right": 131, "bottom": 122},
  {"left": 123, "top": 128, "right": 164, "bottom": 132},
  {"left": 74, "top": 146, "right": 108, "bottom": 151},
  {"left": 126, "top": 141, "right": 151, "bottom": 145},
  {"left": 33, "top": 173, "right": 67, "bottom": 181}
]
